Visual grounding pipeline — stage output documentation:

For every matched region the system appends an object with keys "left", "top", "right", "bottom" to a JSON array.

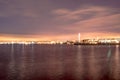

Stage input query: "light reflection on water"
[
  {"left": 88, "top": 46, "right": 99, "bottom": 80},
  {"left": 113, "top": 45, "right": 119, "bottom": 80},
  {"left": 7, "top": 44, "right": 16, "bottom": 80},
  {"left": 0, "top": 44, "right": 120, "bottom": 80}
]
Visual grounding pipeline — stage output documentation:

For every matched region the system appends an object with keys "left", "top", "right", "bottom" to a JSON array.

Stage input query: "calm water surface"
[{"left": 0, "top": 44, "right": 120, "bottom": 80}]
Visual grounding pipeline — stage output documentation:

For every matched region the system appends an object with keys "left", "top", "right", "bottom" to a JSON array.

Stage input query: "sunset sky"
[{"left": 0, "top": 0, "right": 120, "bottom": 41}]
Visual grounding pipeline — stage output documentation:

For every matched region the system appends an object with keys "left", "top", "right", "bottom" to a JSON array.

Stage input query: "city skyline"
[{"left": 0, "top": 0, "right": 120, "bottom": 41}]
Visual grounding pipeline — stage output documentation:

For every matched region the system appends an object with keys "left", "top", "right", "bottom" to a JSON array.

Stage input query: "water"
[{"left": 0, "top": 44, "right": 120, "bottom": 80}]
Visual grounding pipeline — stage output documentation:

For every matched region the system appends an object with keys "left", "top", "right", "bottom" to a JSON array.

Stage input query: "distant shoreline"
[
  {"left": 0, "top": 43, "right": 120, "bottom": 45},
  {"left": 74, "top": 43, "right": 120, "bottom": 45}
]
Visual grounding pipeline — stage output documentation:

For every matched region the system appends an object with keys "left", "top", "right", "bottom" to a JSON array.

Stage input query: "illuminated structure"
[
  {"left": 78, "top": 33, "right": 81, "bottom": 43},
  {"left": 98, "top": 39, "right": 119, "bottom": 44},
  {"left": 81, "top": 38, "right": 120, "bottom": 44}
]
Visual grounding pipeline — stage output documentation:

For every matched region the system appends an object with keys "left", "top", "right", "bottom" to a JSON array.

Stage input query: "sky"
[{"left": 0, "top": 0, "right": 120, "bottom": 41}]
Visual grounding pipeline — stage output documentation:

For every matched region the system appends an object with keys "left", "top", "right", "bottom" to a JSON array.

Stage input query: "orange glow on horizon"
[{"left": 0, "top": 32, "right": 120, "bottom": 41}]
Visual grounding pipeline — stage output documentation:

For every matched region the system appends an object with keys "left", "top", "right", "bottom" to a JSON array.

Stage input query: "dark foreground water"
[{"left": 0, "top": 44, "right": 120, "bottom": 80}]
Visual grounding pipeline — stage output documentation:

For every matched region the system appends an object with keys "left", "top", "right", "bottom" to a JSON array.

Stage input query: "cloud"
[
  {"left": 52, "top": 6, "right": 120, "bottom": 34},
  {"left": 70, "top": 14, "right": 120, "bottom": 31},
  {"left": 52, "top": 6, "right": 119, "bottom": 21}
]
